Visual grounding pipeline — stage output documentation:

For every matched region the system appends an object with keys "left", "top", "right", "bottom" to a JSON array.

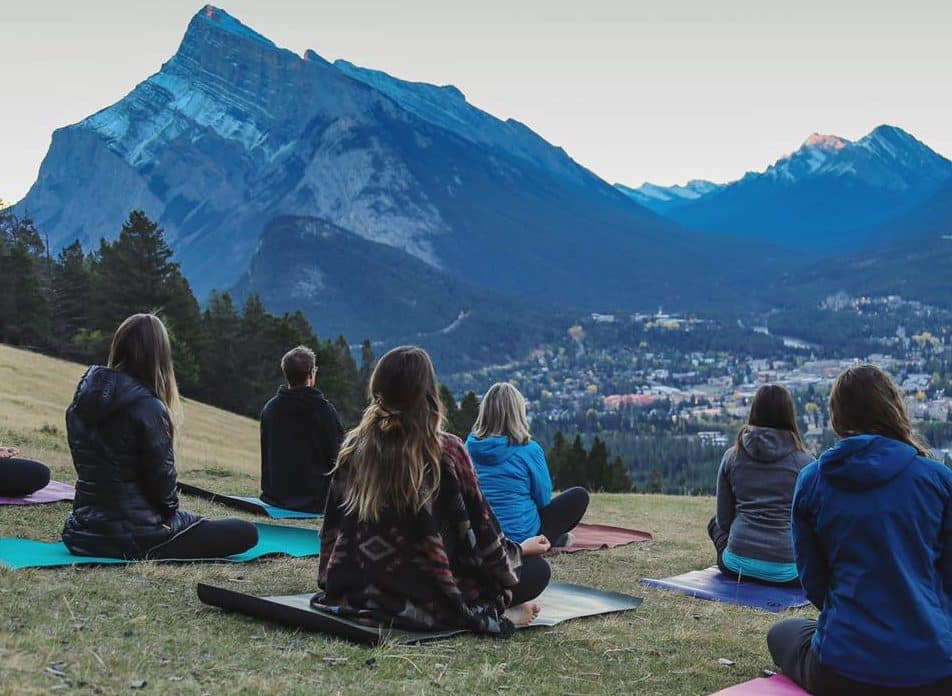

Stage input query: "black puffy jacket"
[{"left": 62, "top": 366, "right": 201, "bottom": 558}]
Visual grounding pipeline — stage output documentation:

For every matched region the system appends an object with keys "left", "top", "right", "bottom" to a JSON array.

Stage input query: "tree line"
[
  {"left": 0, "top": 207, "right": 371, "bottom": 422},
  {"left": 547, "top": 432, "right": 633, "bottom": 493},
  {"left": 2, "top": 205, "right": 642, "bottom": 491}
]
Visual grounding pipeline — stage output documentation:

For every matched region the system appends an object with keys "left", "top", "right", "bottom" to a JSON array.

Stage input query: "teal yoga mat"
[
  {"left": 0, "top": 522, "right": 320, "bottom": 570},
  {"left": 177, "top": 482, "right": 322, "bottom": 519}
]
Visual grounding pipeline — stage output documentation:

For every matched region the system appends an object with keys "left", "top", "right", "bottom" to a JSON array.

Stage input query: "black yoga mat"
[{"left": 197, "top": 581, "right": 643, "bottom": 645}]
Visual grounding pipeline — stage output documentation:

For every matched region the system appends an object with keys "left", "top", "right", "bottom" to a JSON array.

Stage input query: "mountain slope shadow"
[{"left": 233, "top": 215, "right": 570, "bottom": 372}]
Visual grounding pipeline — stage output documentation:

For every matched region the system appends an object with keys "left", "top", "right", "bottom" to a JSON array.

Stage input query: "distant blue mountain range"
[
  {"left": 15, "top": 5, "right": 763, "bottom": 324},
  {"left": 618, "top": 127, "right": 952, "bottom": 254},
  {"left": 13, "top": 5, "right": 951, "bottom": 361}
]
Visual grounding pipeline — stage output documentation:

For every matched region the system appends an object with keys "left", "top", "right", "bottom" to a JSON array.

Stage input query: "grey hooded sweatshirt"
[{"left": 716, "top": 426, "right": 814, "bottom": 564}]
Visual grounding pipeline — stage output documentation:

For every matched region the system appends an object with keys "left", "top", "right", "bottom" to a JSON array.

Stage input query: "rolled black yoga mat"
[{"left": 197, "top": 581, "right": 643, "bottom": 645}]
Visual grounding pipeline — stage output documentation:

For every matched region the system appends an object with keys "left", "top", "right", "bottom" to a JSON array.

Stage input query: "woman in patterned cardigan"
[{"left": 313, "top": 346, "right": 552, "bottom": 635}]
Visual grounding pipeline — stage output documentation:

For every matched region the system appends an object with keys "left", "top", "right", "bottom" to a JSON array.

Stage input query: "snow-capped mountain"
[
  {"left": 655, "top": 125, "right": 952, "bottom": 253},
  {"left": 15, "top": 5, "right": 758, "bottom": 316},
  {"left": 615, "top": 180, "right": 724, "bottom": 214}
]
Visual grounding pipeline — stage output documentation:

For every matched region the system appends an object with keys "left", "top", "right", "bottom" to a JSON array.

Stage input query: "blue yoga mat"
[
  {"left": 640, "top": 566, "right": 810, "bottom": 612},
  {"left": 0, "top": 522, "right": 320, "bottom": 570},
  {"left": 177, "top": 482, "right": 322, "bottom": 519}
]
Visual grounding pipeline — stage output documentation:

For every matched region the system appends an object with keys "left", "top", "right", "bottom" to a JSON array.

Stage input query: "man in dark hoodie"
[{"left": 260, "top": 346, "right": 344, "bottom": 513}]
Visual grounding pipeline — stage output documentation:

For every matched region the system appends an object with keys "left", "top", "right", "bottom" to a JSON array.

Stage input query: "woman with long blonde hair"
[
  {"left": 62, "top": 313, "right": 258, "bottom": 559},
  {"left": 315, "top": 347, "right": 551, "bottom": 633},
  {"left": 767, "top": 365, "right": 952, "bottom": 694},
  {"left": 466, "top": 382, "right": 589, "bottom": 546}
]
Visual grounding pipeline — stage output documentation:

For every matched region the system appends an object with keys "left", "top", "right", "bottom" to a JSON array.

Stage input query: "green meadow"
[{"left": 0, "top": 345, "right": 812, "bottom": 694}]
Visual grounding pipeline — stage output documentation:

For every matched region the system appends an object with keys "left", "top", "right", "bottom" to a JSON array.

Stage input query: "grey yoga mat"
[{"left": 197, "top": 581, "right": 643, "bottom": 645}]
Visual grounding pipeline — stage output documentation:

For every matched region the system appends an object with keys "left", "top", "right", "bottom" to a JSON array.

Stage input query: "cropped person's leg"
[
  {"left": 510, "top": 555, "right": 550, "bottom": 606},
  {"left": 0, "top": 458, "right": 51, "bottom": 496},
  {"left": 148, "top": 518, "right": 258, "bottom": 560},
  {"left": 539, "top": 487, "right": 590, "bottom": 545},
  {"left": 767, "top": 618, "right": 821, "bottom": 692}
]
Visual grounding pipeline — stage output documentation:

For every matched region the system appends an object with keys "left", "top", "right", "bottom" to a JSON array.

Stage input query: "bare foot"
[{"left": 505, "top": 602, "right": 541, "bottom": 626}]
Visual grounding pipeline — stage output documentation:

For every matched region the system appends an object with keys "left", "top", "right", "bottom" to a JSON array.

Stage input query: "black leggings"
[
  {"left": 0, "top": 458, "right": 51, "bottom": 496},
  {"left": 707, "top": 516, "right": 801, "bottom": 588},
  {"left": 540, "top": 487, "right": 590, "bottom": 546},
  {"left": 511, "top": 555, "right": 551, "bottom": 606},
  {"left": 147, "top": 518, "right": 258, "bottom": 560},
  {"left": 767, "top": 618, "right": 952, "bottom": 696}
]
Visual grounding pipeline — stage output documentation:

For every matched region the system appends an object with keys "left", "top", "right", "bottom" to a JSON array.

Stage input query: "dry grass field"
[{"left": 0, "top": 344, "right": 813, "bottom": 695}]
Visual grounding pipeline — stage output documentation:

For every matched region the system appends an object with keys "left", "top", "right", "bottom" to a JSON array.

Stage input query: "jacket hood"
[
  {"left": 273, "top": 385, "right": 328, "bottom": 411},
  {"left": 70, "top": 366, "right": 156, "bottom": 425},
  {"left": 465, "top": 434, "right": 522, "bottom": 466},
  {"left": 817, "top": 435, "right": 917, "bottom": 491},
  {"left": 741, "top": 426, "right": 799, "bottom": 462}
]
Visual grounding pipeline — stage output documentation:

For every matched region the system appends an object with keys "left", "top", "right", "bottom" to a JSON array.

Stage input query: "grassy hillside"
[{"left": 0, "top": 345, "right": 813, "bottom": 695}]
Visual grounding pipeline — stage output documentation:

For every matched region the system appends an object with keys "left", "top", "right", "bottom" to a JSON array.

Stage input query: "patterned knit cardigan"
[{"left": 313, "top": 434, "right": 524, "bottom": 636}]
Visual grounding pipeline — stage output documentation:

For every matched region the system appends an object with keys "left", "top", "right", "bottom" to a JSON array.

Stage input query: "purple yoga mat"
[
  {"left": 0, "top": 480, "right": 75, "bottom": 506},
  {"left": 710, "top": 675, "right": 807, "bottom": 695},
  {"left": 640, "top": 566, "right": 810, "bottom": 612}
]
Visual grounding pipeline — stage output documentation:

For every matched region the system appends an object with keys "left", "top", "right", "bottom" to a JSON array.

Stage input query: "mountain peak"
[
  {"left": 192, "top": 5, "right": 276, "bottom": 48},
  {"left": 802, "top": 132, "right": 849, "bottom": 150}
]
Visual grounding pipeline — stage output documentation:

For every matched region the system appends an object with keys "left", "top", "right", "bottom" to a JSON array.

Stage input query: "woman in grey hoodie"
[{"left": 708, "top": 384, "right": 813, "bottom": 585}]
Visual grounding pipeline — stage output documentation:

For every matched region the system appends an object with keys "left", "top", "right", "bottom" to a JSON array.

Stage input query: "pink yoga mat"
[
  {"left": 0, "top": 480, "right": 75, "bottom": 506},
  {"left": 549, "top": 523, "right": 653, "bottom": 554},
  {"left": 710, "top": 675, "right": 807, "bottom": 695}
]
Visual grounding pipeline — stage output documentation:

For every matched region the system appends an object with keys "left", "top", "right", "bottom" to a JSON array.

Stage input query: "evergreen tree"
[
  {"left": 0, "top": 207, "right": 49, "bottom": 346},
  {"left": 458, "top": 391, "right": 480, "bottom": 436},
  {"left": 561, "top": 436, "right": 588, "bottom": 489},
  {"left": 50, "top": 240, "right": 91, "bottom": 354},
  {"left": 608, "top": 456, "right": 633, "bottom": 493},
  {"left": 646, "top": 468, "right": 665, "bottom": 494},
  {"left": 439, "top": 385, "right": 462, "bottom": 436},
  {"left": 88, "top": 210, "right": 203, "bottom": 380},
  {"left": 586, "top": 437, "right": 610, "bottom": 491},
  {"left": 334, "top": 335, "right": 362, "bottom": 424},
  {"left": 358, "top": 339, "right": 375, "bottom": 396},
  {"left": 547, "top": 431, "right": 567, "bottom": 486},
  {"left": 196, "top": 291, "right": 244, "bottom": 412}
]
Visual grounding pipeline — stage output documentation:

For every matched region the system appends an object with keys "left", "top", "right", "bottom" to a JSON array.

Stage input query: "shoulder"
[
  {"left": 129, "top": 395, "right": 172, "bottom": 434},
  {"left": 260, "top": 395, "right": 278, "bottom": 417},
  {"left": 913, "top": 455, "right": 952, "bottom": 491},
  {"left": 720, "top": 446, "right": 738, "bottom": 469},
  {"left": 524, "top": 440, "right": 546, "bottom": 461},
  {"left": 795, "top": 460, "right": 821, "bottom": 491},
  {"left": 441, "top": 432, "right": 468, "bottom": 461},
  {"left": 792, "top": 450, "right": 816, "bottom": 469},
  {"left": 131, "top": 393, "right": 168, "bottom": 419}
]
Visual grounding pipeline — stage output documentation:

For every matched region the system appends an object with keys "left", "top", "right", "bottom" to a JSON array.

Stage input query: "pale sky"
[{"left": 2, "top": 0, "right": 951, "bottom": 202}]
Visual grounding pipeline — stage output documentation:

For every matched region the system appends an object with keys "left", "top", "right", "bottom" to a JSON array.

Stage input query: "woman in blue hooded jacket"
[
  {"left": 465, "top": 383, "right": 589, "bottom": 545},
  {"left": 768, "top": 365, "right": 952, "bottom": 695}
]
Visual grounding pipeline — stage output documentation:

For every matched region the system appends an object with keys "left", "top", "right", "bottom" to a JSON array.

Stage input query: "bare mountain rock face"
[{"left": 17, "top": 6, "right": 776, "bottom": 353}]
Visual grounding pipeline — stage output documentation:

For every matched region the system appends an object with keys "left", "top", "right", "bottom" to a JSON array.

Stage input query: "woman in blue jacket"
[
  {"left": 768, "top": 365, "right": 952, "bottom": 695},
  {"left": 466, "top": 382, "right": 589, "bottom": 545}
]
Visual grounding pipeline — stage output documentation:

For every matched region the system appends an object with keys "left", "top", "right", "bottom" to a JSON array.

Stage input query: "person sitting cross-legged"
[
  {"left": 466, "top": 382, "right": 589, "bottom": 546},
  {"left": 767, "top": 365, "right": 952, "bottom": 695},
  {"left": 0, "top": 445, "right": 50, "bottom": 497},
  {"left": 315, "top": 347, "right": 551, "bottom": 635},
  {"left": 260, "top": 345, "right": 344, "bottom": 513},
  {"left": 707, "top": 384, "right": 813, "bottom": 586},
  {"left": 62, "top": 313, "right": 258, "bottom": 560}
]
